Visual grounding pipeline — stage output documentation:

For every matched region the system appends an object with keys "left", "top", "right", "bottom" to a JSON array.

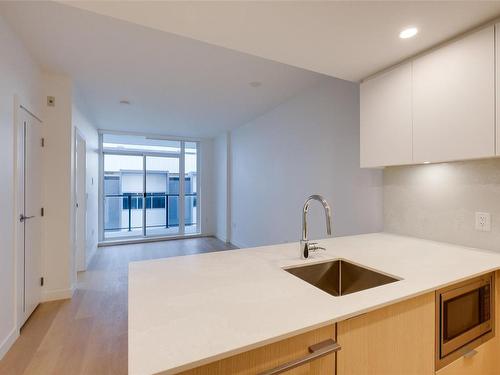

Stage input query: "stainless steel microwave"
[{"left": 436, "top": 272, "right": 495, "bottom": 369}]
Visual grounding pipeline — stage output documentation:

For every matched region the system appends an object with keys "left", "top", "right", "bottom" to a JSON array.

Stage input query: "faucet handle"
[{"left": 308, "top": 243, "right": 326, "bottom": 252}]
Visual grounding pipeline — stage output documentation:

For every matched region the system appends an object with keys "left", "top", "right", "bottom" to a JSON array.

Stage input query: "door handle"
[
  {"left": 20, "top": 214, "right": 35, "bottom": 222},
  {"left": 257, "top": 339, "right": 341, "bottom": 375}
]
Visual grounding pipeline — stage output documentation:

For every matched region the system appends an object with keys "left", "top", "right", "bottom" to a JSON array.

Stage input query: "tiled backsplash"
[{"left": 384, "top": 158, "right": 500, "bottom": 252}]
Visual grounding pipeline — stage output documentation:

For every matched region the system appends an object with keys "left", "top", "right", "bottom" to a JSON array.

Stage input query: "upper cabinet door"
[
  {"left": 413, "top": 26, "right": 495, "bottom": 163},
  {"left": 360, "top": 63, "right": 413, "bottom": 168}
]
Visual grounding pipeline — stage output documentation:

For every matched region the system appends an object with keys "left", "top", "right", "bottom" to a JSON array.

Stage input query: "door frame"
[
  {"left": 98, "top": 135, "right": 201, "bottom": 243},
  {"left": 73, "top": 129, "right": 87, "bottom": 272},
  {"left": 14, "top": 98, "right": 43, "bottom": 330}
]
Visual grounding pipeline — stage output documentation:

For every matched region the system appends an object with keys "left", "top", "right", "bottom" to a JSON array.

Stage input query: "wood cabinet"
[
  {"left": 177, "top": 325, "right": 336, "bottom": 375},
  {"left": 336, "top": 293, "right": 435, "bottom": 375},
  {"left": 436, "top": 336, "right": 499, "bottom": 375},
  {"left": 360, "top": 25, "right": 496, "bottom": 167},
  {"left": 413, "top": 26, "right": 495, "bottom": 163},
  {"left": 360, "top": 63, "right": 413, "bottom": 168},
  {"left": 180, "top": 273, "right": 500, "bottom": 375}
]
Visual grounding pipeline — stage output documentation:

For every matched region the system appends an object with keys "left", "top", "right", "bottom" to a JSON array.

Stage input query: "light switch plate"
[{"left": 475, "top": 212, "right": 491, "bottom": 232}]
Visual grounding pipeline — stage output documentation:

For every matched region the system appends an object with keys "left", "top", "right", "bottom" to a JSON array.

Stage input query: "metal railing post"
[
  {"left": 128, "top": 194, "right": 132, "bottom": 231},
  {"left": 165, "top": 194, "right": 169, "bottom": 228}
]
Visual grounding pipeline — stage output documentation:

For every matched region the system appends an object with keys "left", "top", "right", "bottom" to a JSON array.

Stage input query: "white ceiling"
[
  {"left": 61, "top": 1, "right": 500, "bottom": 81},
  {"left": 0, "top": 1, "right": 324, "bottom": 137},
  {"left": 4, "top": 2, "right": 500, "bottom": 138}
]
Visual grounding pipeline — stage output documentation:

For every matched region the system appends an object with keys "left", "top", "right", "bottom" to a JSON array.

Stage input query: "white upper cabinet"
[
  {"left": 360, "top": 63, "right": 412, "bottom": 167},
  {"left": 412, "top": 26, "right": 495, "bottom": 163}
]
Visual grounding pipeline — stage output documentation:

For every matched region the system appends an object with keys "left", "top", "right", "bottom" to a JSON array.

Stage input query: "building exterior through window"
[{"left": 100, "top": 134, "right": 199, "bottom": 241}]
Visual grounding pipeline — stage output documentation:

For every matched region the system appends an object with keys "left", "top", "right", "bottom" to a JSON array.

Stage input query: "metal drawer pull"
[
  {"left": 463, "top": 349, "right": 478, "bottom": 359},
  {"left": 258, "top": 339, "right": 341, "bottom": 375}
]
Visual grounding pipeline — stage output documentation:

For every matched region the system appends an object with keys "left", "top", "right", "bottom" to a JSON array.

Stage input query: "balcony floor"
[{"left": 104, "top": 224, "right": 199, "bottom": 240}]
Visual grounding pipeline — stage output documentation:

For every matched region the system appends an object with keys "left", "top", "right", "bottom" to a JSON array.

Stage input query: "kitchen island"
[{"left": 129, "top": 233, "right": 500, "bottom": 375}]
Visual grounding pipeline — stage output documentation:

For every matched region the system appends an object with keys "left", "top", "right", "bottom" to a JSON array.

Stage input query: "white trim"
[
  {"left": 179, "top": 141, "right": 186, "bottom": 235},
  {"left": 196, "top": 141, "right": 201, "bottom": 234},
  {"left": 74, "top": 129, "right": 87, "bottom": 272},
  {"left": 99, "top": 133, "right": 203, "bottom": 241},
  {"left": 98, "top": 233, "right": 214, "bottom": 247},
  {"left": 226, "top": 132, "right": 232, "bottom": 243},
  {"left": 13, "top": 96, "right": 23, "bottom": 333},
  {"left": 86, "top": 244, "right": 97, "bottom": 269},
  {"left": 227, "top": 239, "right": 247, "bottom": 249},
  {"left": 102, "top": 149, "right": 181, "bottom": 158},
  {"left": 0, "top": 327, "right": 19, "bottom": 360},
  {"left": 98, "top": 132, "right": 104, "bottom": 242},
  {"left": 19, "top": 104, "right": 43, "bottom": 124},
  {"left": 98, "top": 129, "right": 206, "bottom": 143},
  {"left": 41, "top": 287, "right": 74, "bottom": 302}
]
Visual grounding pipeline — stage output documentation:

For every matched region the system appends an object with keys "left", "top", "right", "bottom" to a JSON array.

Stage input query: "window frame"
[{"left": 98, "top": 132, "right": 201, "bottom": 242}]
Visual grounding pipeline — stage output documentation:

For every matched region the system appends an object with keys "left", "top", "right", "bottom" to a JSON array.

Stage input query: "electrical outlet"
[{"left": 475, "top": 212, "right": 491, "bottom": 232}]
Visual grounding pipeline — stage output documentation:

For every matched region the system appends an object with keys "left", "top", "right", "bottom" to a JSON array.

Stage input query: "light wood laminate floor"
[{"left": 0, "top": 237, "right": 236, "bottom": 375}]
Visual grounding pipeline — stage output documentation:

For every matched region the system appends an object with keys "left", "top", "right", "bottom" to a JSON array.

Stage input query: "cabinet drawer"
[
  {"left": 178, "top": 325, "right": 336, "bottom": 375},
  {"left": 436, "top": 337, "right": 499, "bottom": 375}
]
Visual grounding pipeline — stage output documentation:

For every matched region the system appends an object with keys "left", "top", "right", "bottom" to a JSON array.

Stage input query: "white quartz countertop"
[{"left": 128, "top": 233, "right": 500, "bottom": 375}]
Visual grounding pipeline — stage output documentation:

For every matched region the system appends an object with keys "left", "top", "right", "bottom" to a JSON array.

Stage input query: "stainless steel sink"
[{"left": 284, "top": 259, "right": 399, "bottom": 296}]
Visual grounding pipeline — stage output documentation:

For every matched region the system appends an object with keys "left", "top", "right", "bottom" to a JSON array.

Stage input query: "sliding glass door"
[
  {"left": 103, "top": 154, "right": 144, "bottom": 239},
  {"left": 145, "top": 155, "right": 180, "bottom": 237},
  {"left": 101, "top": 134, "right": 200, "bottom": 241}
]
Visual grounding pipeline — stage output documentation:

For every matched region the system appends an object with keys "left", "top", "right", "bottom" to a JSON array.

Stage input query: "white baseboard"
[
  {"left": 98, "top": 233, "right": 214, "bottom": 247},
  {"left": 86, "top": 242, "right": 97, "bottom": 269},
  {"left": 214, "top": 233, "right": 228, "bottom": 243},
  {"left": 0, "top": 327, "right": 19, "bottom": 360},
  {"left": 228, "top": 239, "right": 249, "bottom": 249},
  {"left": 41, "top": 287, "right": 74, "bottom": 302}
]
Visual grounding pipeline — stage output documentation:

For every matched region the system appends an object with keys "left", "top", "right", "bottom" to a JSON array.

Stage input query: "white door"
[
  {"left": 75, "top": 133, "right": 87, "bottom": 271},
  {"left": 496, "top": 23, "right": 500, "bottom": 156},
  {"left": 18, "top": 109, "right": 43, "bottom": 324}
]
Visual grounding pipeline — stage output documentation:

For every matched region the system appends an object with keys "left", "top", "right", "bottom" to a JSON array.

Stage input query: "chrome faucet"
[{"left": 300, "top": 195, "right": 332, "bottom": 259}]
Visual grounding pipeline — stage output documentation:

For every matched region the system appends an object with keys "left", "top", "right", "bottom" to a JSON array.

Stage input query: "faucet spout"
[
  {"left": 302, "top": 194, "right": 332, "bottom": 241},
  {"left": 300, "top": 195, "right": 332, "bottom": 259}
]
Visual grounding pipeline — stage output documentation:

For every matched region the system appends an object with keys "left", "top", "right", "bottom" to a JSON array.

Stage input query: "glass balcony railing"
[{"left": 103, "top": 193, "right": 197, "bottom": 237}]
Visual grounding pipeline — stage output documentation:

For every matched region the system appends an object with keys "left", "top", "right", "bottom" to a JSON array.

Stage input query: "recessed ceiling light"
[
  {"left": 399, "top": 27, "right": 418, "bottom": 39},
  {"left": 423, "top": 161, "right": 430, "bottom": 164},
  {"left": 249, "top": 81, "right": 262, "bottom": 88},
  {"left": 119, "top": 99, "right": 131, "bottom": 105}
]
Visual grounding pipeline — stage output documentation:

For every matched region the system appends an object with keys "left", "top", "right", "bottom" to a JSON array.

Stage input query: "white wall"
[
  {"left": 229, "top": 79, "right": 383, "bottom": 248},
  {"left": 0, "top": 14, "right": 42, "bottom": 359},
  {"left": 200, "top": 138, "right": 215, "bottom": 236},
  {"left": 214, "top": 132, "right": 229, "bottom": 242},
  {"left": 41, "top": 73, "right": 74, "bottom": 300},
  {"left": 72, "top": 89, "right": 99, "bottom": 268},
  {"left": 384, "top": 159, "right": 500, "bottom": 252}
]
